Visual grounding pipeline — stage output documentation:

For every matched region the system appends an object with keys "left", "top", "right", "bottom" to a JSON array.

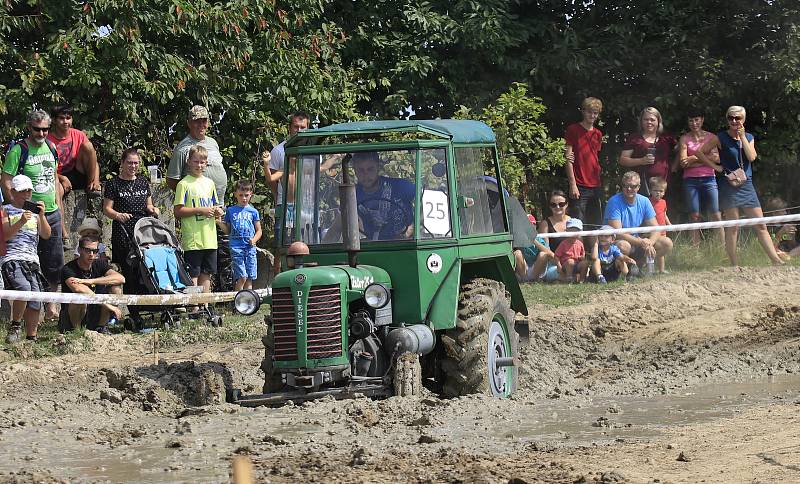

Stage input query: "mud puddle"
[
  {"left": 493, "top": 375, "right": 800, "bottom": 445},
  {"left": 0, "top": 411, "right": 321, "bottom": 483}
]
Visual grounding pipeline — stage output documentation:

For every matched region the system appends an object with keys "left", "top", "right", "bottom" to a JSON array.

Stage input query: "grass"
[
  {"left": 520, "top": 229, "right": 799, "bottom": 308},
  {"left": 0, "top": 305, "right": 270, "bottom": 360}
]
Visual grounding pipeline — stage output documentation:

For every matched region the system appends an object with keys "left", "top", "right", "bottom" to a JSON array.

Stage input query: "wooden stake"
[
  {"left": 153, "top": 331, "right": 159, "bottom": 365},
  {"left": 232, "top": 456, "right": 254, "bottom": 484}
]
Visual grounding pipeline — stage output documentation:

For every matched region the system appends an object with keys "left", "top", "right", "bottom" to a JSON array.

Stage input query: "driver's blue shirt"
[{"left": 356, "top": 176, "right": 415, "bottom": 240}]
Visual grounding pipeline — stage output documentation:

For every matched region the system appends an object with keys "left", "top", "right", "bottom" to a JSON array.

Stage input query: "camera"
[{"left": 22, "top": 200, "right": 41, "bottom": 214}]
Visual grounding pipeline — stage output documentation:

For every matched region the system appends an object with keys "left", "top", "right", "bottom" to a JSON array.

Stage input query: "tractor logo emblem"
[
  {"left": 426, "top": 254, "right": 443, "bottom": 274},
  {"left": 295, "top": 273, "right": 306, "bottom": 284}
]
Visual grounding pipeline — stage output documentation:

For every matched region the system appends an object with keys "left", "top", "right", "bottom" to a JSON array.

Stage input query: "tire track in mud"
[{"left": 517, "top": 267, "right": 800, "bottom": 399}]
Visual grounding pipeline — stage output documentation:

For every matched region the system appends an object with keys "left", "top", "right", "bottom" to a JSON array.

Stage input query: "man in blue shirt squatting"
[
  {"left": 603, "top": 171, "right": 673, "bottom": 269},
  {"left": 352, "top": 151, "right": 416, "bottom": 241}
]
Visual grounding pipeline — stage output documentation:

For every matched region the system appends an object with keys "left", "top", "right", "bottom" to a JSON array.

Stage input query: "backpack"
[{"left": 3, "top": 136, "right": 59, "bottom": 174}]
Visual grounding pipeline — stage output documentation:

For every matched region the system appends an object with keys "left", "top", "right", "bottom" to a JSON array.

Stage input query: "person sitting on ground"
[
  {"left": 515, "top": 233, "right": 557, "bottom": 283},
  {"left": 71, "top": 218, "right": 108, "bottom": 263},
  {"left": 591, "top": 225, "right": 637, "bottom": 283},
  {"left": 648, "top": 176, "right": 672, "bottom": 274},
  {"left": 603, "top": 171, "right": 673, "bottom": 272},
  {"left": 1, "top": 175, "right": 51, "bottom": 344},
  {"left": 59, "top": 235, "right": 125, "bottom": 335},
  {"left": 538, "top": 189, "right": 572, "bottom": 253},
  {"left": 216, "top": 179, "right": 262, "bottom": 291},
  {"left": 764, "top": 196, "right": 800, "bottom": 260},
  {"left": 555, "top": 218, "right": 589, "bottom": 283}
]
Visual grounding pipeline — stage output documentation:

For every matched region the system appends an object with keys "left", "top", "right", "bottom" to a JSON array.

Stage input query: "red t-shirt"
[
  {"left": 47, "top": 128, "right": 88, "bottom": 174},
  {"left": 555, "top": 238, "right": 585, "bottom": 265},
  {"left": 565, "top": 123, "right": 603, "bottom": 188},
  {"left": 622, "top": 133, "right": 676, "bottom": 181},
  {"left": 650, "top": 198, "right": 667, "bottom": 235}
]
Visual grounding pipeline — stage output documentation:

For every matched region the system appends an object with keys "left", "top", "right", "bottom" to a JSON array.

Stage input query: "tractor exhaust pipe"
[{"left": 340, "top": 154, "right": 360, "bottom": 267}]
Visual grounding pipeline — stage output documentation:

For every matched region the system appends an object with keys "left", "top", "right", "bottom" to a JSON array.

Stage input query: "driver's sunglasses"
[
  {"left": 550, "top": 201, "right": 567, "bottom": 208},
  {"left": 80, "top": 246, "right": 100, "bottom": 254}
]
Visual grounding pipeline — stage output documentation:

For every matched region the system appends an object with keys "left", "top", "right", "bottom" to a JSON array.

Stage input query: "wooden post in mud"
[
  {"left": 232, "top": 456, "right": 254, "bottom": 484},
  {"left": 153, "top": 331, "right": 159, "bottom": 365}
]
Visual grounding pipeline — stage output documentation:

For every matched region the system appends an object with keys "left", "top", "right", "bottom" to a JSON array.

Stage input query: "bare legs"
[{"left": 722, "top": 207, "right": 784, "bottom": 266}]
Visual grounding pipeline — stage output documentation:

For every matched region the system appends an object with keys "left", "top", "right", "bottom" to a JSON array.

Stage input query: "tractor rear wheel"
[
  {"left": 260, "top": 331, "right": 286, "bottom": 393},
  {"left": 441, "top": 278, "right": 518, "bottom": 398}
]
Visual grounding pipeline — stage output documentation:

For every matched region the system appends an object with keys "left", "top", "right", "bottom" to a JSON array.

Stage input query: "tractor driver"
[{"left": 352, "top": 151, "right": 416, "bottom": 240}]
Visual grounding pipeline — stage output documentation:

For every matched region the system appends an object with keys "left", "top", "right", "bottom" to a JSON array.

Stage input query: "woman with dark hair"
[
  {"left": 102, "top": 148, "right": 160, "bottom": 291},
  {"left": 673, "top": 110, "right": 723, "bottom": 245},
  {"left": 618, "top": 107, "right": 676, "bottom": 197},
  {"left": 538, "top": 189, "right": 572, "bottom": 253},
  {"left": 694, "top": 106, "right": 783, "bottom": 266}
]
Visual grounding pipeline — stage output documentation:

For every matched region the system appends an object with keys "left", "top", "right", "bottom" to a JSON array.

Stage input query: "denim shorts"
[
  {"left": 682, "top": 176, "right": 720, "bottom": 214},
  {"left": 230, "top": 245, "right": 258, "bottom": 280},
  {"left": 718, "top": 177, "right": 761, "bottom": 211}
]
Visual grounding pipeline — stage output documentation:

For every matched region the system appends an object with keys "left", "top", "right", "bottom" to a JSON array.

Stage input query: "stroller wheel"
[{"left": 208, "top": 314, "right": 223, "bottom": 328}]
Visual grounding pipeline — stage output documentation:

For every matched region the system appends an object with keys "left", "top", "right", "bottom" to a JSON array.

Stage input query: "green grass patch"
[
  {"left": 520, "top": 279, "right": 623, "bottom": 307},
  {"left": 0, "top": 305, "right": 270, "bottom": 361}
]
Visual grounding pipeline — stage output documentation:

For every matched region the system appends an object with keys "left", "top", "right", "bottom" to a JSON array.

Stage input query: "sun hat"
[
  {"left": 188, "top": 105, "right": 209, "bottom": 120},
  {"left": 77, "top": 217, "right": 102, "bottom": 236},
  {"left": 11, "top": 174, "right": 33, "bottom": 192},
  {"left": 566, "top": 218, "right": 583, "bottom": 231}
]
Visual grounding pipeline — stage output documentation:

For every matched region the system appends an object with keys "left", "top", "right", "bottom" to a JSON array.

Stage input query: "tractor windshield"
[{"left": 285, "top": 148, "right": 450, "bottom": 245}]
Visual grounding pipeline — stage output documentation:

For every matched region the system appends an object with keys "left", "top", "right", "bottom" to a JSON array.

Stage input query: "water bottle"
[{"left": 646, "top": 254, "right": 655, "bottom": 275}]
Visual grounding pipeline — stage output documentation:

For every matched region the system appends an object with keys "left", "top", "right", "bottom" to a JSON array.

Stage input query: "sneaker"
[
  {"left": 5, "top": 324, "right": 22, "bottom": 344},
  {"left": 95, "top": 326, "right": 111, "bottom": 335},
  {"left": 25, "top": 335, "right": 38, "bottom": 342},
  {"left": 596, "top": 275, "right": 607, "bottom": 284}
]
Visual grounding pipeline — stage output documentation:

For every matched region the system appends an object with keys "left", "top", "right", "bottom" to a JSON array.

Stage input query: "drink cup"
[{"left": 148, "top": 165, "right": 159, "bottom": 183}]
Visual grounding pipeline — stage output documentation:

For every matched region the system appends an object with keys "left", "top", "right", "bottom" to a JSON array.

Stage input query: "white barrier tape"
[
  {"left": 539, "top": 214, "right": 800, "bottom": 239},
  {"left": 0, "top": 288, "right": 271, "bottom": 306}
]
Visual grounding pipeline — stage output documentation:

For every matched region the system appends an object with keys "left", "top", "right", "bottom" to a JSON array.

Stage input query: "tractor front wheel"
[
  {"left": 441, "top": 278, "right": 518, "bottom": 398},
  {"left": 260, "top": 331, "right": 286, "bottom": 393}
]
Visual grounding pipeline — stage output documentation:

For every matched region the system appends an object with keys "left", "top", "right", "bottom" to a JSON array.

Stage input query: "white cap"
[
  {"left": 11, "top": 174, "right": 33, "bottom": 192},
  {"left": 566, "top": 218, "right": 583, "bottom": 231}
]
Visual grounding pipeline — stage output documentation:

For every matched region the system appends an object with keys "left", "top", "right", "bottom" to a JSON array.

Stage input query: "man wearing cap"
[
  {"left": 603, "top": 171, "right": 673, "bottom": 268},
  {"left": 2, "top": 109, "right": 64, "bottom": 320},
  {"left": 1, "top": 175, "right": 50, "bottom": 343},
  {"left": 167, "top": 105, "right": 228, "bottom": 203}
]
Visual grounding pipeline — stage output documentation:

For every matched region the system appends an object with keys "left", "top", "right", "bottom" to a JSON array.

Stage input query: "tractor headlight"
[
  {"left": 234, "top": 289, "right": 261, "bottom": 316},
  {"left": 364, "top": 283, "right": 390, "bottom": 309}
]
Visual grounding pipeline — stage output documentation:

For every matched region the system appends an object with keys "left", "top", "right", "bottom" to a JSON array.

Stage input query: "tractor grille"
[{"left": 270, "top": 284, "right": 343, "bottom": 361}]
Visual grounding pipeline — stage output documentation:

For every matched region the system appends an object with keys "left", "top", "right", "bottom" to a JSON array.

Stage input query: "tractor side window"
[
  {"left": 420, "top": 149, "right": 451, "bottom": 238},
  {"left": 455, "top": 147, "right": 507, "bottom": 236}
]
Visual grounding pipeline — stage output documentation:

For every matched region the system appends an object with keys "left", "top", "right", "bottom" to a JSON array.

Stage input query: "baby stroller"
[{"left": 122, "top": 217, "right": 221, "bottom": 330}]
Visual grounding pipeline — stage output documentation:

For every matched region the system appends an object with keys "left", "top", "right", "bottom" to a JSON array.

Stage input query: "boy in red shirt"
[
  {"left": 648, "top": 176, "right": 672, "bottom": 273},
  {"left": 555, "top": 218, "right": 589, "bottom": 283}
]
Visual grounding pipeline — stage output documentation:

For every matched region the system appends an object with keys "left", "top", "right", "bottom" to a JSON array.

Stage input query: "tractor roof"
[{"left": 288, "top": 119, "right": 495, "bottom": 146}]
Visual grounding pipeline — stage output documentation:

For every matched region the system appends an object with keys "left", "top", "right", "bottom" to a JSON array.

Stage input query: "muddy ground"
[{"left": 0, "top": 267, "right": 798, "bottom": 483}]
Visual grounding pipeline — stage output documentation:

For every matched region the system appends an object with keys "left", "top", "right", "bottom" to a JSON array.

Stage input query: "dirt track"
[{"left": 0, "top": 267, "right": 798, "bottom": 483}]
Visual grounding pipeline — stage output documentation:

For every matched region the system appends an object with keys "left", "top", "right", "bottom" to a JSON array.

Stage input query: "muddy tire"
[
  {"left": 393, "top": 352, "right": 422, "bottom": 397},
  {"left": 440, "top": 278, "right": 518, "bottom": 398},
  {"left": 260, "top": 332, "right": 285, "bottom": 393}
]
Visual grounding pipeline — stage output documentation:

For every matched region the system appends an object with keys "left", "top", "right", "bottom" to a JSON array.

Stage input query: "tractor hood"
[{"left": 273, "top": 265, "right": 392, "bottom": 292}]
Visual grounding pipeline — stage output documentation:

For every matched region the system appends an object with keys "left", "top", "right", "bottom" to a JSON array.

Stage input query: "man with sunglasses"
[
  {"left": 2, "top": 109, "right": 64, "bottom": 319},
  {"left": 603, "top": 171, "right": 673, "bottom": 273},
  {"left": 59, "top": 235, "right": 125, "bottom": 335}
]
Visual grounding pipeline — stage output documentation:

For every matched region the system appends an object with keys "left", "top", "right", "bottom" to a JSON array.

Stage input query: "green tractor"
[{"left": 231, "top": 120, "right": 532, "bottom": 406}]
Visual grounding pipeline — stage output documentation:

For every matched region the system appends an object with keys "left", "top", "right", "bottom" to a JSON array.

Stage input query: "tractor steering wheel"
[{"left": 357, "top": 197, "right": 414, "bottom": 240}]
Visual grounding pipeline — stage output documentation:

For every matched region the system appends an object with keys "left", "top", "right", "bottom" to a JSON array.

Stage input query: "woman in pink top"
[{"left": 673, "top": 111, "right": 723, "bottom": 245}]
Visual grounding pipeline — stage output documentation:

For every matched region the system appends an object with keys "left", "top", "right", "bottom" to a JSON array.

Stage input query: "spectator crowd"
[{"left": 0, "top": 101, "right": 795, "bottom": 344}]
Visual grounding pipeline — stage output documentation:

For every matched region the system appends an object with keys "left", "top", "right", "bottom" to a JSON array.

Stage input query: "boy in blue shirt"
[
  {"left": 591, "top": 225, "right": 637, "bottom": 283},
  {"left": 217, "top": 180, "right": 262, "bottom": 290}
]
